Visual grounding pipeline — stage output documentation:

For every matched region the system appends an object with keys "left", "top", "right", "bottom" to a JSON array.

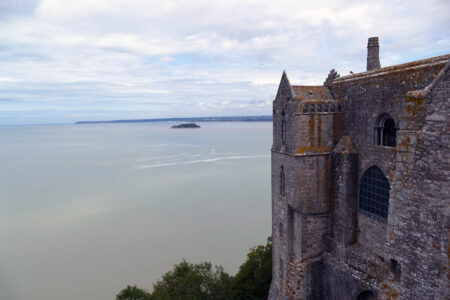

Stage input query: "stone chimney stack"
[{"left": 367, "top": 37, "right": 381, "bottom": 71}]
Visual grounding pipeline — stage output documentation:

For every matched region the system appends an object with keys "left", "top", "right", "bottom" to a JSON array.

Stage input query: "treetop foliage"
[
  {"left": 116, "top": 237, "right": 272, "bottom": 300},
  {"left": 116, "top": 285, "right": 151, "bottom": 300}
]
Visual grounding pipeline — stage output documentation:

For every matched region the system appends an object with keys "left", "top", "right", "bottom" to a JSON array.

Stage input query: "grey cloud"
[
  {"left": 0, "top": 0, "right": 40, "bottom": 17},
  {"left": 0, "top": 0, "right": 449, "bottom": 124}
]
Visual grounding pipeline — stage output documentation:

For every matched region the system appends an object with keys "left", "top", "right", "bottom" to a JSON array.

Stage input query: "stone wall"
[{"left": 383, "top": 61, "right": 450, "bottom": 299}]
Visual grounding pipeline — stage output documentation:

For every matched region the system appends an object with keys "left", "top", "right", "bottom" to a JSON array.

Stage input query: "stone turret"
[
  {"left": 367, "top": 37, "right": 381, "bottom": 71},
  {"left": 269, "top": 72, "right": 346, "bottom": 299}
]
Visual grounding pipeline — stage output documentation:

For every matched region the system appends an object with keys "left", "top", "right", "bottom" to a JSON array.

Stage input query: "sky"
[{"left": 0, "top": 0, "right": 449, "bottom": 125}]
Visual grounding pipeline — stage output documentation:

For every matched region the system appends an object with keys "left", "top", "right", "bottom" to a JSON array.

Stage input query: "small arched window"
[
  {"left": 317, "top": 104, "right": 322, "bottom": 112},
  {"left": 383, "top": 119, "right": 396, "bottom": 146},
  {"left": 280, "top": 166, "right": 285, "bottom": 196},
  {"left": 359, "top": 166, "right": 390, "bottom": 219},
  {"left": 281, "top": 111, "right": 286, "bottom": 144},
  {"left": 357, "top": 291, "right": 376, "bottom": 300},
  {"left": 375, "top": 113, "right": 397, "bottom": 147}
]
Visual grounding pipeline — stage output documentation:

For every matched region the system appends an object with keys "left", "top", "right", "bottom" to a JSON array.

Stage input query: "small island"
[{"left": 171, "top": 122, "right": 201, "bottom": 129}]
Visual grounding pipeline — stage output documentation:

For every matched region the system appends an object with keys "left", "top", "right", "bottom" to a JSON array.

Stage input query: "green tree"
[
  {"left": 150, "top": 260, "right": 233, "bottom": 300},
  {"left": 116, "top": 285, "right": 151, "bottom": 300},
  {"left": 232, "top": 237, "right": 272, "bottom": 300},
  {"left": 116, "top": 238, "right": 272, "bottom": 300}
]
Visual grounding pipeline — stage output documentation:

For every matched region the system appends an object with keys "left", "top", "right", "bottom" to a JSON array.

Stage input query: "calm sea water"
[{"left": 0, "top": 122, "right": 272, "bottom": 300}]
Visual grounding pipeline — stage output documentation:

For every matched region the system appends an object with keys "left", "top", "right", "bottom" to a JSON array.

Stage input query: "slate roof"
[{"left": 291, "top": 85, "right": 333, "bottom": 101}]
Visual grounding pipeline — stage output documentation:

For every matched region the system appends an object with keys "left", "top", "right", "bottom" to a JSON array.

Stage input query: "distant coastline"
[{"left": 75, "top": 115, "right": 272, "bottom": 124}]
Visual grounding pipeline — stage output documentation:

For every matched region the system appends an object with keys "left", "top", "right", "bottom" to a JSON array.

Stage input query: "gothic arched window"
[
  {"left": 375, "top": 113, "right": 397, "bottom": 147},
  {"left": 281, "top": 111, "right": 286, "bottom": 144},
  {"left": 359, "top": 166, "right": 390, "bottom": 219}
]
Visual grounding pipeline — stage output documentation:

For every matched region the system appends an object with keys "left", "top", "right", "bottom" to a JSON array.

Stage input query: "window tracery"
[{"left": 359, "top": 165, "right": 390, "bottom": 219}]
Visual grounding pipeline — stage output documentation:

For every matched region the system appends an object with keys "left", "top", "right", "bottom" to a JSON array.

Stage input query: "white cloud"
[{"left": 0, "top": 0, "right": 449, "bottom": 124}]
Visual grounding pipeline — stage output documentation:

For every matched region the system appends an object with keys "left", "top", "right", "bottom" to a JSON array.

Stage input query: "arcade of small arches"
[{"left": 301, "top": 102, "right": 343, "bottom": 113}]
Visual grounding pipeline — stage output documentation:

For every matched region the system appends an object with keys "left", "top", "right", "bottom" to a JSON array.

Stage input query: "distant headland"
[
  {"left": 75, "top": 115, "right": 272, "bottom": 124},
  {"left": 171, "top": 123, "right": 200, "bottom": 129}
]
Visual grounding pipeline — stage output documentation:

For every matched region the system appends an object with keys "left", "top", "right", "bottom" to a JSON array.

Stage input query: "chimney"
[{"left": 367, "top": 37, "right": 381, "bottom": 71}]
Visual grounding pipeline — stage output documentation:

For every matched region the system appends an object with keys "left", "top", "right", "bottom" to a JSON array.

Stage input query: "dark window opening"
[
  {"left": 359, "top": 166, "right": 390, "bottom": 219},
  {"left": 303, "top": 104, "right": 309, "bottom": 113},
  {"left": 375, "top": 114, "right": 397, "bottom": 147},
  {"left": 278, "top": 223, "right": 284, "bottom": 276},
  {"left": 281, "top": 111, "right": 286, "bottom": 144},
  {"left": 390, "top": 259, "right": 401, "bottom": 281},
  {"left": 383, "top": 118, "right": 396, "bottom": 146},
  {"left": 287, "top": 205, "right": 294, "bottom": 255},
  {"left": 357, "top": 291, "right": 375, "bottom": 300},
  {"left": 280, "top": 166, "right": 285, "bottom": 196}
]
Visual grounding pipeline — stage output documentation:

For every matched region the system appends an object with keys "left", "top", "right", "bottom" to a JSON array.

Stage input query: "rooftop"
[
  {"left": 291, "top": 85, "right": 333, "bottom": 101},
  {"left": 334, "top": 54, "right": 450, "bottom": 83}
]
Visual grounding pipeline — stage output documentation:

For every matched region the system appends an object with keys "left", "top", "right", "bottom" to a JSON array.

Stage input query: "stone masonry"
[{"left": 269, "top": 37, "right": 449, "bottom": 300}]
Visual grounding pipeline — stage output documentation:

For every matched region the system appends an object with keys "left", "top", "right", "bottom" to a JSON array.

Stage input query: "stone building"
[{"left": 269, "top": 37, "right": 449, "bottom": 300}]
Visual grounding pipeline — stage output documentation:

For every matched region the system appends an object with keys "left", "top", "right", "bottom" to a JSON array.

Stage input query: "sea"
[{"left": 0, "top": 122, "right": 272, "bottom": 300}]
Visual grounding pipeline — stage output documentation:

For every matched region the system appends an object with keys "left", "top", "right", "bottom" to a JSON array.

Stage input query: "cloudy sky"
[{"left": 0, "top": 0, "right": 449, "bottom": 124}]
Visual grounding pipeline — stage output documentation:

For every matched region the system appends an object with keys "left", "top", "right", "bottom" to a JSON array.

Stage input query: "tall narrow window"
[
  {"left": 287, "top": 205, "right": 294, "bottom": 256},
  {"left": 281, "top": 111, "right": 286, "bottom": 144},
  {"left": 390, "top": 259, "right": 401, "bottom": 281},
  {"left": 375, "top": 113, "right": 397, "bottom": 147},
  {"left": 279, "top": 223, "right": 284, "bottom": 277},
  {"left": 359, "top": 166, "right": 390, "bottom": 219},
  {"left": 280, "top": 166, "right": 285, "bottom": 196},
  {"left": 383, "top": 119, "right": 396, "bottom": 147}
]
